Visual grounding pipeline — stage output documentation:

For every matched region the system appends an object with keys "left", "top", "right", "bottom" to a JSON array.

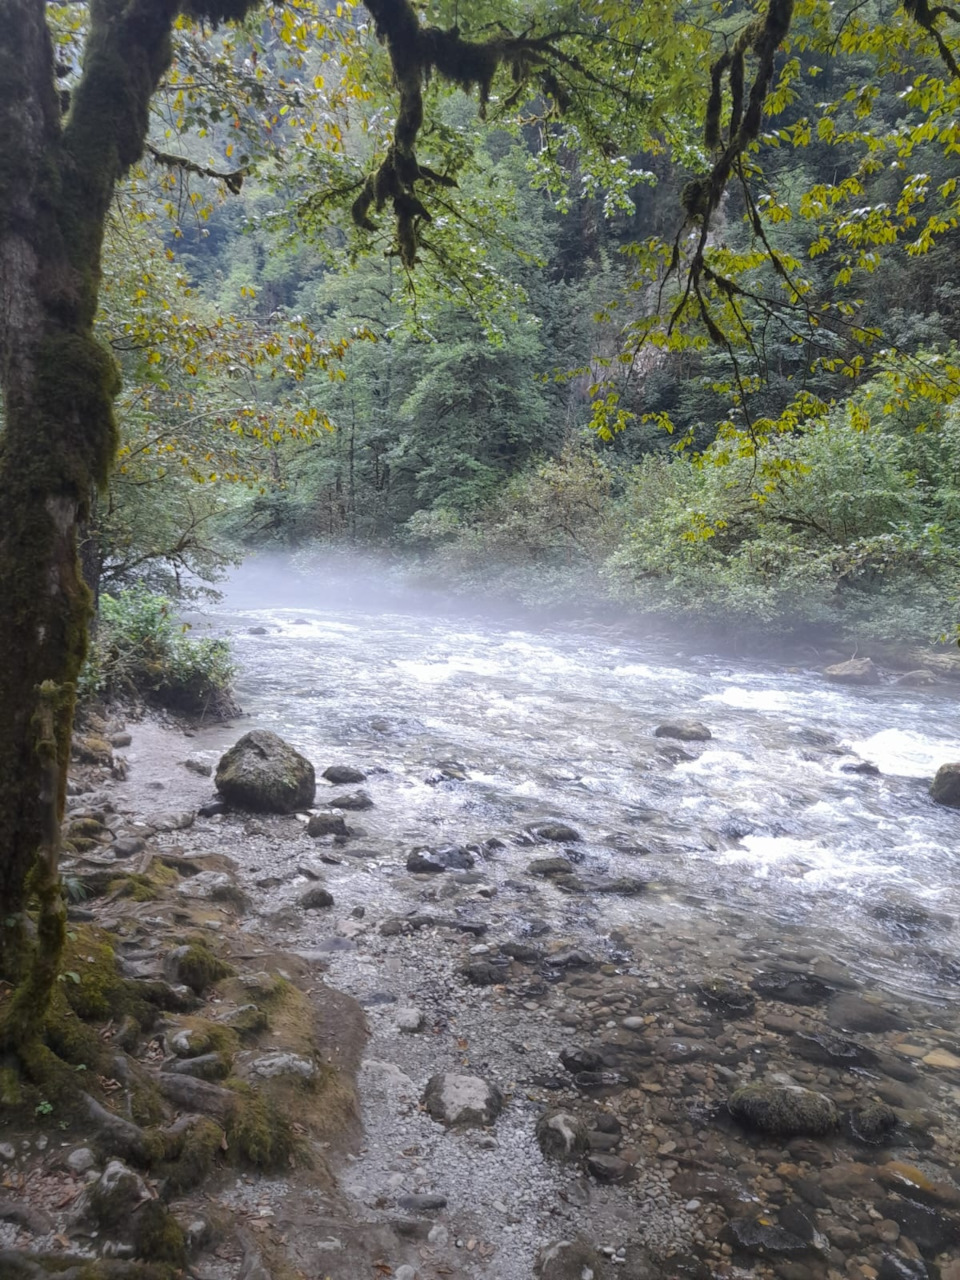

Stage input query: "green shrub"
[{"left": 80, "top": 587, "right": 235, "bottom": 715}]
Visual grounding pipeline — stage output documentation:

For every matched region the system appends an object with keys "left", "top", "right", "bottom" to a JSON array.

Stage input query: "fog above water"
[{"left": 191, "top": 550, "right": 960, "bottom": 1006}]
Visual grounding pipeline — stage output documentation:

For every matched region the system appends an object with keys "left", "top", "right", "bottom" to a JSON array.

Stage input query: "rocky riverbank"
[{"left": 5, "top": 708, "right": 960, "bottom": 1280}]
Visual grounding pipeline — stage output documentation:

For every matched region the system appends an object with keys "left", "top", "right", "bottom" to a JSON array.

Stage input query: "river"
[
  {"left": 159, "top": 552, "right": 960, "bottom": 1278},
  {"left": 191, "top": 553, "right": 960, "bottom": 1008}
]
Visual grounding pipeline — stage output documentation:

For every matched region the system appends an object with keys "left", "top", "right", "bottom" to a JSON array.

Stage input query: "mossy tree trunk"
[{"left": 0, "top": 0, "right": 248, "bottom": 1059}]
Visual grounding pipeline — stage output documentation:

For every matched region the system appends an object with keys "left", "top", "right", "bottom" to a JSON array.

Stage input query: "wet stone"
[
  {"left": 465, "top": 960, "right": 510, "bottom": 987},
  {"left": 877, "top": 1256, "right": 930, "bottom": 1280},
  {"left": 653, "top": 720, "right": 712, "bottom": 742},
  {"left": 407, "top": 846, "right": 474, "bottom": 873},
  {"left": 307, "top": 812, "right": 349, "bottom": 838},
  {"left": 826, "top": 994, "right": 907, "bottom": 1034},
  {"left": 729, "top": 1083, "right": 839, "bottom": 1137},
  {"left": 585, "top": 1153, "right": 630, "bottom": 1183},
  {"left": 527, "top": 857, "right": 576, "bottom": 877},
  {"left": 792, "top": 1029, "right": 878, "bottom": 1069},
  {"left": 848, "top": 1100, "right": 898, "bottom": 1144},
  {"left": 397, "top": 1194, "right": 447, "bottom": 1211},
  {"left": 674, "top": 1169, "right": 749, "bottom": 1208},
  {"left": 330, "top": 789, "right": 373, "bottom": 810},
  {"left": 299, "top": 886, "right": 334, "bottom": 910},
  {"left": 697, "top": 976, "right": 756, "bottom": 1016},
  {"left": 878, "top": 1197, "right": 960, "bottom": 1256},
  {"left": 322, "top": 765, "right": 367, "bottom": 784},
  {"left": 723, "top": 1216, "right": 810, "bottom": 1259},
  {"left": 930, "top": 762, "right": 960, "bottom": 807},
  {"left": 560, "top": 1047, "right": 604, "bottom": 1074},
  {"left": 532, "top": 822, "right": 582, "bottom": 842},
  {"left": 751, "top": 971, "right": 834, "bottom": 1006}
]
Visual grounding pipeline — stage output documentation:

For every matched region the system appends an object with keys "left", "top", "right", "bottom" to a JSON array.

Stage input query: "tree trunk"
[{"left": 0, "top": 0, "right": 182, "bottom": 1049}]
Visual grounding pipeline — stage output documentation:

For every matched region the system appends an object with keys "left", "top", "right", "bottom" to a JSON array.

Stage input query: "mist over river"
[{"left": 187, "top": 552, "right": 960, "bottom": 1009}]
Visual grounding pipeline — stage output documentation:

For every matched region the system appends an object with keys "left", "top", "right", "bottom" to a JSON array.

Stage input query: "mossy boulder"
[
  {"left": 226, "top": 1004, "right": 269, "bottom": 1038},
  {"left": 729, "top": 1082, "right": 839, "bottom": 1137},
  {"left": 89, "top": 1159, "right": 151, "bottom": 1228},
  {"left": 215, "top": 730, "right": 315, "bottom": 813},
  {"left": 164, "top": 942, "right": 234, "bottom": 995},
  {"left": 133, "top": 1199, "right": 187, "bottom": 1266},
  {"left": 226, "top": 1082, "right": 298, "bottom": 1168}
]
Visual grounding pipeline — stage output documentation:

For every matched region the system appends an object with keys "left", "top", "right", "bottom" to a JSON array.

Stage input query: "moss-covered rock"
[
  {"left": 133, "top": 1200, "right": 187, "bottom": 1267},
  {"left": 729, "top": 1082, "right": 839, "bottom": 1137},
  {"left": 61, "top": 930, "right": 128, "bottom": 1021},
  {"left": 164, "top": 942, "right": 234, "bottom": 995},
  {"left": 226, "top": 1003, "right": 269, "bottom": 1039},
  {"left": 73, "top": 735, "right": 114, "bottom": 765},
  {"left": 159, "top": 1116, "right": 224, "bottom": 1190},
  {"left": 215, "top": 730, "right": 315, "bottom": 813},
  {"left": 226, "top": 1082, "right": 298, "bottom": 1169}
]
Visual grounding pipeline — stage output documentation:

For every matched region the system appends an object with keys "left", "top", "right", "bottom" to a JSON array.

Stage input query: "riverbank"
[{"left": 7, "top": 689, "right": 960, "bottom": 1280}]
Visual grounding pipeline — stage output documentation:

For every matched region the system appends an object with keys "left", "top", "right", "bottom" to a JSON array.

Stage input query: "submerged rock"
[
  {"left": 532, "top": 822, "right": 582, "bottom": 842},
  {"left": 422, "top": 1073, "right": 502, "bottom": 1128},
  {"left": 215, "top": 730, "right": 315, "bottom": 813},
  {"left": 751, "top": 970, "right": 833, "bottom": 1006},
  {"left": 527, "top": 856, "right": 576, "bottom": 877},
  {"left": 930, "top": 762, "right": 960, "bottom": 807},
  {"left": 722, "top": 1215, "right": 810, "bottom": 1258},
  {"left": 849, "top": 1100, "right": 898, "bottom": 1144},
  {"left": 697, "top": 976, "right": 756, "bottom": 1017},
  {"left": 729, "top": 1082, "right": 839, "bottom": 1136},
  {"left": 653, "top": 720, "right": 712, "bottom": 742}
]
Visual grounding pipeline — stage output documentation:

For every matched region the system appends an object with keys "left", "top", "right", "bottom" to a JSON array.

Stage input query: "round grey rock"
[{"left": 421, "top": 1072, "right": 503, "bottom": 1128}]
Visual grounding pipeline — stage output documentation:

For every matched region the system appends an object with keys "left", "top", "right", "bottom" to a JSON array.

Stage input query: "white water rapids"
[{"left": 186, "top": 555, "right": 960, "bottom": 1010}]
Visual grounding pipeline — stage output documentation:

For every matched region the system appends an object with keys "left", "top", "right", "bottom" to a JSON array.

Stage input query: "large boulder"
[
  {"left": 824, "top": 657, "right": 880, "bottom": 685},
  {"left": 215, "top": 731, "right": 315, "bottom": 813},
  {"left": 930, "top": 763, "right": 960, "bottom": 807}
]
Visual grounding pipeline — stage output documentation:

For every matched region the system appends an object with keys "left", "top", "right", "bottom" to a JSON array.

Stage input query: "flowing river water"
[{"left": 147, "top": 554, "right": 960, "bottom": 1279}]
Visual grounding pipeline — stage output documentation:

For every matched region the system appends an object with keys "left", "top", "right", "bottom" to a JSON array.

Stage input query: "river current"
[{"left": 189, "top": 554, "right": 960, "bottom": 1012}]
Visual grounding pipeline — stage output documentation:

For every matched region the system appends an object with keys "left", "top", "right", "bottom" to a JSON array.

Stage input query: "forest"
[{"left": 77, "top": 0, "right": 960, "bottom": 661}]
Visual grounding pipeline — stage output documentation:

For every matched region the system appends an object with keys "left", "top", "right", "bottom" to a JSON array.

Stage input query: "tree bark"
[{"left": 0, "top": 0, "right": 180, "bottom": 1046}]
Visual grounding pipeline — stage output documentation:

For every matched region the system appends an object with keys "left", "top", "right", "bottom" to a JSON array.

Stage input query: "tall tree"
[{"left": 0, "top": 0, "right": 676, "bottom": 1067}]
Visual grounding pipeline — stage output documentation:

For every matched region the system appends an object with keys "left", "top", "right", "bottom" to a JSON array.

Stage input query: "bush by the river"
[
  {"left": 81, "top": 587, "right": 235, "bottom": 716},
  {"left": 410, "top": 369, "right": 960, "bottom": 646}
]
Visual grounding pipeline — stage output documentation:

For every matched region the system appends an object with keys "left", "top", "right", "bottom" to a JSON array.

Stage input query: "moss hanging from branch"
[{"left": 354, "top": 0, "right": 575, "bottom": 267}]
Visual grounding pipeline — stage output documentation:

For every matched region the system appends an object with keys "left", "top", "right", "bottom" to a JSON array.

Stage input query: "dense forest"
[{"left": 80, "top": 1, "right": 960, "bottom": 657}]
